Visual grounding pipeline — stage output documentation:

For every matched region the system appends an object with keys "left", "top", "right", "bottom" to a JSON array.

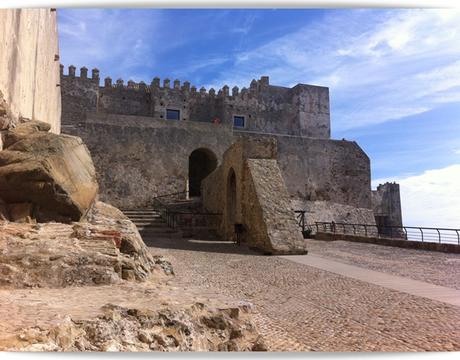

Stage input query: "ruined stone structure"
[
  {"left": 60, "top": 66, "right": 403, "bottom": 253},
  {"left": 372, "top": 182, "right": 403, "bottom": 231}
]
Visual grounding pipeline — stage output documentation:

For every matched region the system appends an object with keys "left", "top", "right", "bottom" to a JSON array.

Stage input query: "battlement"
[
  {"left": 60, "top": 65, "right": 277, "bottom": 98},
  {"left": 60, "top": 64, "right": 331, "bottom": 138},
  {"left": 60, "top": 64, "right": 100, "bottom": 84},
  {"left": 375, "top": 182, "right": 400, "bottom": 192},
  {"left": 99, "top": 73, "right": 272, "bottom": 100}
]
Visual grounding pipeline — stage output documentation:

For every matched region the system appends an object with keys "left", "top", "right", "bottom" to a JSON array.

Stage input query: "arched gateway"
[{"left": 188, "top": 148, "right": 218, "bottom": 197}]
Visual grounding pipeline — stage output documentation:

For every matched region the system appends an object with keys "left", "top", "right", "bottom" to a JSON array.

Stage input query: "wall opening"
[
  {"left": 233, "top": 115, "right": 245, "bottom": 128},
  {"left": 166, "top": 109, "right": 180, "bottom": 120},
  {"left": 227, "top": 168, "right": 237, "bottom": 227},
  {"left": 188, "top": 148, "right": 218, "bottom": 197}
]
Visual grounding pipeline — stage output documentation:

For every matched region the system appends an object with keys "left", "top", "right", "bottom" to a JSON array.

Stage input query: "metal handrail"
[
  {"left": 152, "top": 190, "right": 222, "bottom": 230},
  {"left": 308, "top": 221, "right": 460, "bottom": 245},
  {"left": 294, "top": 210, "right": 306, "bottom": 233}
]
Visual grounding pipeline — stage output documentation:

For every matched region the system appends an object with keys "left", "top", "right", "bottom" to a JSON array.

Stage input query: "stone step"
[
  {"left": 120, "top": 208, "right": 156, "bottom": 211},
  {"left": 133, "top": 221, "right": 168, "bottom": 228},
  {"left": 126, "top": 215, "right": 163, "bottom": 220},
  {"left": 128, "top": 215, "right": 164, "bottom": 220},
  {"left": 136, "top": 226, "right": 176, "bottom": 233},
  {"left": 123, "top": 211, "right": 160, "bottom": 216}
]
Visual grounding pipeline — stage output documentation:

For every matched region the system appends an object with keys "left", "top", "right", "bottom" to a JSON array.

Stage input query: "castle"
[{"left": 60, "top": 65, "right": 402, "bottom": 253}]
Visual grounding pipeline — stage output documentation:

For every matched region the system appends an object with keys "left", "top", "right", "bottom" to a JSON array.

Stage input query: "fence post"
[
  {"left": 437, "top": 229, "right": 441, "bottom": 243},
  {"left": 420, "top": 228, "right": 424, "bottom": 242}
]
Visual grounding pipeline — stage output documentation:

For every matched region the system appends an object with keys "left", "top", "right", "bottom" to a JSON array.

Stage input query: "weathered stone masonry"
[{"left": 61, "top": 66, "right": 330, "bottom": 138}]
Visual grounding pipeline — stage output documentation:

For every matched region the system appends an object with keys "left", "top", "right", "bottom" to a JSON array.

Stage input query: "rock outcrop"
[
  {"left": 0, "top": 201, "right": 167, "bottom": 288},
  {"left": 0, "top": 120, "right": 98, "bottom": 222},
  {"left": 4, "top": 302, "right": 266, "bottom": 352}
]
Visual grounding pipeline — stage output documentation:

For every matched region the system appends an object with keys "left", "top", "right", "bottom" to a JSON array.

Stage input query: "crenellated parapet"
[
  {"left": 91, "top": 71, "right": 273, "bottom": 101},
  {"left": 60, "top": 64, "right": 330, "bottom": 138},
  {"left": 60, "top": 64, "right": 100, "bottom": 85}
]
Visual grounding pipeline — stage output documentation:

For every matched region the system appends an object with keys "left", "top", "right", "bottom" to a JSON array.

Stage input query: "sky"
[{"left": 58, "top": 8, "right": 460, "bottom": 228}]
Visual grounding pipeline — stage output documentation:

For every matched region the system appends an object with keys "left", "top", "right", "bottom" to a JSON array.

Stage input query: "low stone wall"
[
  {"left": 314, "top": 232, "right": 460, "bottom": 254},
  {"left": 291, "top": 199, "right": 376, "bottom": 226}
]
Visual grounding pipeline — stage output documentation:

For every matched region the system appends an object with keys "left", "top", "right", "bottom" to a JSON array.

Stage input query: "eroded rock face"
[
  {"left": 6, "top": 302, "right": 266, "bottom": 352},
  {"left": 0, "top": 90, "right": 11, "bottom": 131},
  {"left": 0, "top": 201, "right": 168, "bottom": 288},
  {"left": 0, "top": 120, "right": 98, "bottom": 222}
]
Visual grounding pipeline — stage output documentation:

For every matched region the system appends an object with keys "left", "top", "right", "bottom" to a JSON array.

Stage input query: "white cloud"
[
  {"left": 58, "top": 9, "right": 165, "bottom": 81},
  {"left": 373, "top": 164, "right": 460, "bottom": 228}
]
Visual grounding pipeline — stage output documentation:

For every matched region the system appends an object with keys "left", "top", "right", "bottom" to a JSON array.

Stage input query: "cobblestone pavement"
[
  {"left": 144, "top": 236, "right": 460, "bottom": 351},
  {"left": 306, "top": 239, "right": 460, "bottom": 290}
]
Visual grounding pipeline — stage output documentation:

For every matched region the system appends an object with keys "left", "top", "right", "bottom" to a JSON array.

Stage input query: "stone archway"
[{"left": 188, "top": 148, "right": 218, "bottom": 197}]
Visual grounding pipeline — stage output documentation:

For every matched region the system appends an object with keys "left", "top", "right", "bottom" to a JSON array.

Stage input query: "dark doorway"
[
  {"left": 188, "top": 148, "right": 218, "bottom": 197},
  {"left": 227, "top": 168, "right": 237, "bottom": 226}
]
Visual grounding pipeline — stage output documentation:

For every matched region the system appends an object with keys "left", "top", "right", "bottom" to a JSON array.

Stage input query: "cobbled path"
[
  {"left": 145, "top": 236, "right": 460, "bottom": 351},
  {"left": 306, "top": 239, "right": 460, "bottom": 290}
]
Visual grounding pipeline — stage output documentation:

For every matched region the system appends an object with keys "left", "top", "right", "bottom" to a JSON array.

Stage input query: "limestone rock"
[
  {"left": 0, "top": 90, "right": 11, "bottom": 130},
  {"left": 5, "top": 302, "right": 267, "bottom": 351},
  {"left": 0, "top": 121, "right": 98, "bottom": 222},
  {"left": 0, "top": 201, "right": 166, "bottom": 288}
]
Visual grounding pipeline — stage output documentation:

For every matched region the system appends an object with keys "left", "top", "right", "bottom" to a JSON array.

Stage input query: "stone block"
[{"left": 0, "top": 121, "right": 98, "bottom": 222}]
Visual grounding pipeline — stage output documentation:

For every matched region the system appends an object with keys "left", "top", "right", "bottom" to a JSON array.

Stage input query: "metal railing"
[
  {"left": 152, "top": 191, "right": 222, "bottom": 230},
  {"left": 152, "top": 190, "right": 188, "bottom": 208},
  {"left": 312, "top": 221, "right": 460, "bottom": 245},
  {"left": 295, "top": 210, "right": 307, "bottom": 233},
  {"left": 163, "top": 211, "right": 222, "bottom": 230}
]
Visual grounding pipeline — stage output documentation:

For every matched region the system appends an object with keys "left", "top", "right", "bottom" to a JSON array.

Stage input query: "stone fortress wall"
[
  {"left": 61, "top": 65, "right": 330, "bottom": 138},
  {"left": 0, "top": 8, "right": 61, "bottom": 143},
  {"left": 60, "top": 65, "right": 402, "bottom": 228}
]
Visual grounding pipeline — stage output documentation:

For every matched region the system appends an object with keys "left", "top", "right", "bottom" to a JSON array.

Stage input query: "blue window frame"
[
  {"left": 233, "top": 115, "right": 245, "bottom": 128},
  {"left": 166, "top": 109, "right": 180, "bottom": 120}
]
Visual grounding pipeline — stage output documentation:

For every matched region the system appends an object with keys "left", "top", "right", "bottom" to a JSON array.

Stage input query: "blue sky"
[{"left": 58, "top": 8, "right": 460, "bottom": 227}]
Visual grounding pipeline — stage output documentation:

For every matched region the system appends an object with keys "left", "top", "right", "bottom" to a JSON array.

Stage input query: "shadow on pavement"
[{"left": 140, "top": 232, "right": 263, "bottom": 256}]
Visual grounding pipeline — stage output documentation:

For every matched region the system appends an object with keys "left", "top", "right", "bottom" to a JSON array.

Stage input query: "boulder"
[{"left": 0, "top": 121, "right": 98, "bottom": 222}]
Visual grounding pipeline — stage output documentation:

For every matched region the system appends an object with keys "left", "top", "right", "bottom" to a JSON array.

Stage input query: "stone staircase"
[
  {"left": 122, "top": 200, "right": 221, "bottom": 240},
  {"left": 121, "top": 208, "right": 180, "bottom": 238}
]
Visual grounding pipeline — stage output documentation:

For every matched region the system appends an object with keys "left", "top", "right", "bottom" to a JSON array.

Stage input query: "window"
[
  {"left": 166, "top": 109, "right": 180, "bottom": 120},
  {"left": 233, "top": 115, "right": 245, "bottom": 128}
]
